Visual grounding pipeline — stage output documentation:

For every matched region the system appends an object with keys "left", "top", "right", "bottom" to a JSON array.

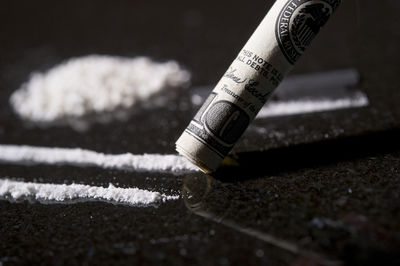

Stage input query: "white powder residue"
[
  {"left": 191, "top": 94, "right": 203, "bottom": 106},
  {"left": 0, "top": 144, "right": 198, "bottom": 173},
  {"left": 10, "top": 55, "right": 190, "bottom": 123},
  {"left": 256, "top": 94, "right": 369, "bottom": 119},
  {"left": 0, "top": 179, "right": 179, "bottom": 206},
  {"left": 310, "top": 217, "right": 343, "bottom": 230}
]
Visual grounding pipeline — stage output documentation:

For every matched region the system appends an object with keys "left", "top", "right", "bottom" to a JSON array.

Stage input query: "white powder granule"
[
  {"left": 0, "top": 144, "right": 198, "bottom": 173},
  {"left": 10, "top": 55, "right": 190, "bottom": 124},
  {"left": 0, "top": 179, "right": 179, "bottom": 206}
]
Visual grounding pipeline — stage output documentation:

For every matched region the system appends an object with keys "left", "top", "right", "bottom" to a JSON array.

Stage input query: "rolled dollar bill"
[{"left": 176, "top": 0, "right": 342, "bottom": 173}]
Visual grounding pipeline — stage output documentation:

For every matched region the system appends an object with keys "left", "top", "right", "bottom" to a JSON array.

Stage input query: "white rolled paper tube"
[{"left": 176, "top": 0, "right": 342, "bottom": 173}]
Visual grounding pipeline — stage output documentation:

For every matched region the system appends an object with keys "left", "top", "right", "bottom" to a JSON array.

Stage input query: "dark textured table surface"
[{"left": 1, "top": 1, "right": 399, "bottom": 265}]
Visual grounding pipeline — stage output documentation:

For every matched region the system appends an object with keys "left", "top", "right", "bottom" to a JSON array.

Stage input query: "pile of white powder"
[{"left": 10, "top": 55, "right": 190, "bottom": 124}]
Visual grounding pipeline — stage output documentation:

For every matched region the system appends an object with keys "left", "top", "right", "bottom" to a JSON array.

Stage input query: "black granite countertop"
[{"left": 1, "top": 1, "right": 399, "bottom": 265}]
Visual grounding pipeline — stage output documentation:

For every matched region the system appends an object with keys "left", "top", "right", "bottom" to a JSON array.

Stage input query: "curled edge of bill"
[
  {"left": 176, "top": 145, "right": 214, "bottom": 174},
  {"left": 176, "top": 137, "right": 241, "bottom": 174},
  {"left": 176, "top": 133, "right": 223, "bottom": 174}
]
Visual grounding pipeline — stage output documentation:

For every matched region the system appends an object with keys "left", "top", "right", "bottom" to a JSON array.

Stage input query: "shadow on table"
[
  {"left": 183, "top": 127, "right": 400, "bottom": 266},
  {"left": 213, "top": 127, "right": 400, "bottom": 182}
]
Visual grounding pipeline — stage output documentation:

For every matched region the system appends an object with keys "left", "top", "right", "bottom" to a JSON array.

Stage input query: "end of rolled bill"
[{"left": 176, "top": 132, "right": 222, "bottom": 173}]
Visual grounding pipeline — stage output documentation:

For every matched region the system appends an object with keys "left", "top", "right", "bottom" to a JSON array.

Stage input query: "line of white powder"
[
  {"left": 256, "top": 94, "right": 369, "bottom": 118},
  {"left": 0, "top": 145, "right": 198, "bottom": 173},
  {"left": 0, "top": 179, "right": 179, "bottom": 206}
]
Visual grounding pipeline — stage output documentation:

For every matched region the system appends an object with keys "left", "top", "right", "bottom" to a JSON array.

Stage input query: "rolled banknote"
[{"left": 176, "top": 0, "right": 342, "bottom": 173}]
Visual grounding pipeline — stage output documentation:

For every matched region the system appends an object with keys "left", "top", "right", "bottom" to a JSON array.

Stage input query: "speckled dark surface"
[{"left": 1, "top": 0, "right": 400, "bottom": 265}]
